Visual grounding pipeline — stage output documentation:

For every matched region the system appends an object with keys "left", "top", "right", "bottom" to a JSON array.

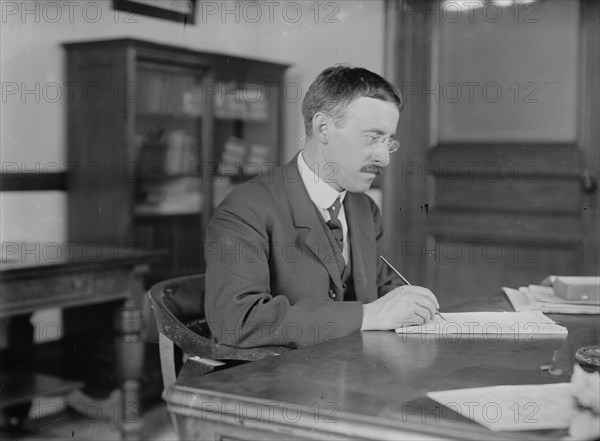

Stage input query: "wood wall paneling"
[{"left": 385, "top": 0, "right": 598, "bottom": 307}]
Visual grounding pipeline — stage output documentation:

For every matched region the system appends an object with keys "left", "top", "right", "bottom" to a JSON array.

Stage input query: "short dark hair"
[{"left": 301, "top": 65, "right": 403, "bottom": 137}]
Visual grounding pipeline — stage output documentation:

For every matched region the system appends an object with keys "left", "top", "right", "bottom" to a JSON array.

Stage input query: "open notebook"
[{"left": 395, "top": 311, "right": 567, "bottom": 336}]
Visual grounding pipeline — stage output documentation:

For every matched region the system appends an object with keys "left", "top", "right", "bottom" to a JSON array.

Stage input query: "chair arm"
[{"left": 210, "top": 342, "right": 292, "bottom": 361}]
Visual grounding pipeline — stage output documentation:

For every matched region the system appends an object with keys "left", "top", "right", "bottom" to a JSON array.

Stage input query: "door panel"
[
  {"left": 383, "top": 0, "right": 599, "bottom": 308},
  {"left": 433, "top": 1, "right": 578, "bottom": 144}
]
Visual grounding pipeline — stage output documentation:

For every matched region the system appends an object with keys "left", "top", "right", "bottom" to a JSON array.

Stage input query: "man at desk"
[{"left": 204, "top": 66, "right": 439, "bottom": 348}]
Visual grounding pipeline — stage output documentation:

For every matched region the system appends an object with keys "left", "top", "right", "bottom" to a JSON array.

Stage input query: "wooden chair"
[{"left": 148, "top": 274, "right": 289, "bottom": 388}]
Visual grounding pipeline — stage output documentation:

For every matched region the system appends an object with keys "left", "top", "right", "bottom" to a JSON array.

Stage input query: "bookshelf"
[{"left": 65, "top": 39, "right": 288, "bottom": 283}]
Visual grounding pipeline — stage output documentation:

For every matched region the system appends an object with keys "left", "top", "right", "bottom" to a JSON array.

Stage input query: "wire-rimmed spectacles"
[{"left": 363, "top": 134, "right": 400, "bottom": 153}]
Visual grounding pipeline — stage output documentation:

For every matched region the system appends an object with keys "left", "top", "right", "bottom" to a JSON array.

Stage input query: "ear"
[{"left": 311, "top": 113, "right": 330, "bottom": 144}]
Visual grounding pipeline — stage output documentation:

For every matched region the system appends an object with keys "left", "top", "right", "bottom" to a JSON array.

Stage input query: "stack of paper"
[
  {"left": 395, "top": 311, "right": 568, "bottom": 336},
  {"left": 503, "top": 286, "right": 600, "bottom": 315}
]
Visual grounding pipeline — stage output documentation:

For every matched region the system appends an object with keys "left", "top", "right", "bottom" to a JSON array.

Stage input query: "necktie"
[{"left": 327, "top": 198, "right": 344, "bottom": 253}]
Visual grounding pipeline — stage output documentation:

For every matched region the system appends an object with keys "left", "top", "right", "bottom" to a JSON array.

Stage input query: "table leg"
[
  {"left": 60, "top": 301, "right": 145, "bottom": 440},
  {"left": 61, "top": 267, "right": 147, "bottom": 440},
  {"left": 114, "top": 298, "right": 145, "bottom": 440}
]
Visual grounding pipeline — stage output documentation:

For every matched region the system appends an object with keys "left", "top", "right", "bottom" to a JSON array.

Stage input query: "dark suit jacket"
[{"left": 204, "top": 154, "right": 402, "bottom": 348}]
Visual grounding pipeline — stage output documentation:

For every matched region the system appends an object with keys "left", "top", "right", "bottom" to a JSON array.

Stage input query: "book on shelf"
[
  {"left": 138, "top": 70, "right": 196, "bottom": 115},
  {"left": 136, "top": 175, "right": 203, "bottom": 215},
  {"left": 217, "top": 137, "right": 272, "bottom": 178},
  {"left": 136, "top": 129, "right": 202, "bottom": 215},
  {"left": 182, "top": 85, "right": 204, "bottom": 117},
  {"left": 137, "top": 130, "right": 199, "bottom": 177},
  {"left": 214, "top": 81, "right": 269, "bottom": 121},
  {"left": 218, "top": 136, "right": 246, "bottom": 177},
  {"left": 135, "top": 193, "right": 203, "bottom": 215}
]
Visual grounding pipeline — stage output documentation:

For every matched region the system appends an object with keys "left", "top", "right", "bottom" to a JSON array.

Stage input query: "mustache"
[{"left": 360, "top": 164, "right": 384, "bottom": 175}]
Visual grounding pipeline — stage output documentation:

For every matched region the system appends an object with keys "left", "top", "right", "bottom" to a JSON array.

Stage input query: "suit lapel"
[
  {"left": 283, "top": 156, "right": 343, "bottom": 290},
  {"left": 344, "top": 194, "right": 373, "bottom": 302}
]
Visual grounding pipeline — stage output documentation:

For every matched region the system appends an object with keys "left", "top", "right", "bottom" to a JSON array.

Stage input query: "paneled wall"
[{"left": 384, "top": 0, "right": 599, "bottom": 307}]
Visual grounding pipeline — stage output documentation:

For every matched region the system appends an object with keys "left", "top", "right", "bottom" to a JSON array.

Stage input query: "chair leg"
[{"left": 158, "top": 333, "right": 177, "bottom": 388}]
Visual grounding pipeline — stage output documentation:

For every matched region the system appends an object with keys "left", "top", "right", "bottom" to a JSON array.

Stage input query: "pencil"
[{"left": 378, "top": 256, "right": 447, "bottom": 321}]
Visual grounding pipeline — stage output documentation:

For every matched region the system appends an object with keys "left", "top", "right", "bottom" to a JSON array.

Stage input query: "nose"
[{"left": 372, "top": 144, "right": 390, "bottom": 168}]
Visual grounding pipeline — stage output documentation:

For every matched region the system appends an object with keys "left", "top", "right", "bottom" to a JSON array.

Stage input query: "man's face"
[{"left": 323, "top": 97, "right": 400, "bottom": 193}]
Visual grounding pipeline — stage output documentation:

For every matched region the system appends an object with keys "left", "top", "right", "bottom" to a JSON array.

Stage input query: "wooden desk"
[
  {"left": 0, "top": 244, "right": 163, "bottom": 439},
  {"left": 164, "top": 296, "right": 600, "bottom": 440}
]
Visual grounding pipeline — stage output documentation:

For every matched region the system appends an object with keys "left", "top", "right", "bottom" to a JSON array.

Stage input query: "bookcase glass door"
[
  {"left": 134, "top": 63, "right": 206, "bottom": 216},
  {"left": 134, "top": 63, "right": 206, "bottom": 280},
  {"left": 209, "top": 79, "right": 280, "bottom": 208}
]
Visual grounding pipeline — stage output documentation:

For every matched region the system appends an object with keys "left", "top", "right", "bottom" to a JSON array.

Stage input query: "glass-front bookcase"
[{"left": 65, "top": 39, "right": 288, "bottom": 283}]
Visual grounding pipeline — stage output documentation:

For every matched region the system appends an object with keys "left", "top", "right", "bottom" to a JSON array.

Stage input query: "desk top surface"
[{"left": 166, "top": 296, "right": 600, "bottom": 440}]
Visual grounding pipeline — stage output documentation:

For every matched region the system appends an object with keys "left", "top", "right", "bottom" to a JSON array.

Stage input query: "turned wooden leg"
[
  {"left": 62, "top": 266, "right": 148, "bottom": 440},
  {"left": 114, "top": 295, "right": 145, "bottom": 440}
]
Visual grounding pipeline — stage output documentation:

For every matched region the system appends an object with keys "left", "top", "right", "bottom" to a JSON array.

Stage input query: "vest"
[{"left": 314, "top": 205, "right": 357, "bottom": 302}]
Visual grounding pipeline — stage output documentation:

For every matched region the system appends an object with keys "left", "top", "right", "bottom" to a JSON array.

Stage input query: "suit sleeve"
[{"left": 204, "top": 188, "right": 363, "bottom": 349}]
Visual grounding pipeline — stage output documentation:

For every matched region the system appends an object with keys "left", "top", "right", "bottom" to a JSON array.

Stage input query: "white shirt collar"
[{"left": 297, "top": 151, "right": 346, "bottom": 210}]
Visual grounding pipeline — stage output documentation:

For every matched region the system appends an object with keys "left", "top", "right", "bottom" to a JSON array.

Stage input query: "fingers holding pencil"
[{"left": 379, "top": 255, "right": 447, "bottom": 321}]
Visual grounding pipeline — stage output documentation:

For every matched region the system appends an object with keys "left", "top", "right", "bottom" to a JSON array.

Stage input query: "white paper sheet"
[
  {"left": 395, "top": 311, "right": 568, "bottom": 336},
  {"left": 427, "top": 383, "right": 577, "bottom": 431}
]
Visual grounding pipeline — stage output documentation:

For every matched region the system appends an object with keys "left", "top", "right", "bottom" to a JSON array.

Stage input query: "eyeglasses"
[{"left": 363, "top": 134, "right": 400, "bottom": 153}]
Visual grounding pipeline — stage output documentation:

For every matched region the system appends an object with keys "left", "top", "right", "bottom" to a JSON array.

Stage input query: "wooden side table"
[{"left": 0, "top": 243, "right": 164, "bottom": 440}]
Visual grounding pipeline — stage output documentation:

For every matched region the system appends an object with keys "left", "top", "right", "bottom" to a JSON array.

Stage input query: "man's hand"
[{"left": 360, "top": 286, "right": 440, "bottom": 331}]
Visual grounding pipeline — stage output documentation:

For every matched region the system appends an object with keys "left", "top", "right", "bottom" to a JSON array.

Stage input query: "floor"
[{"left": 2, "top": 399, "right": 177, "bottom": 441}]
